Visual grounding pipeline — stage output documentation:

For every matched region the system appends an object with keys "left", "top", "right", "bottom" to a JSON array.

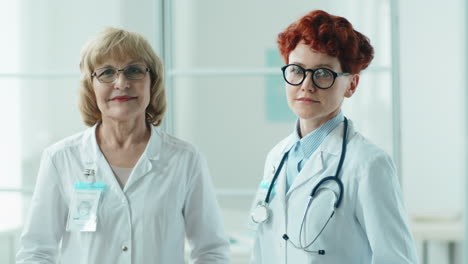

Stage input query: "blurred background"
[{"left": 0, "top": 0, "right": 466, "bottom": 263}]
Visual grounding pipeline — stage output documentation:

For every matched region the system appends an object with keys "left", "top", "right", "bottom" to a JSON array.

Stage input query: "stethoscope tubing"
[
  {"left": 264, "top": 117, "right": 348, "bottom": 207},
  {"left": 264, "top": 149, "right": 289, "bottom": 204}
]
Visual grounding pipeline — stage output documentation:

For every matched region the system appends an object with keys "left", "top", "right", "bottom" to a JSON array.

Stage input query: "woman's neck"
[
  {"left": 97, "top": 116, "right": 150, "bottom": 150},
  {"left": 299, "top": 110, "right": 341, "bottom": 138}
]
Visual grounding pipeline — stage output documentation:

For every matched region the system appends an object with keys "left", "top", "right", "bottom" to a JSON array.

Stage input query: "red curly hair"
[{"left": 278, "top": 10, "right": 374, "bottom": 74}]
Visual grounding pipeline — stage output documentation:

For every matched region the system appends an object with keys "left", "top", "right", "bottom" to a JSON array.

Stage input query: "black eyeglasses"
[
  {"left": 281, "top": 64, "right": 350, "bottom": 89},
  {"left": 92, "top": 64, "right": 151, "bottom": 83}
]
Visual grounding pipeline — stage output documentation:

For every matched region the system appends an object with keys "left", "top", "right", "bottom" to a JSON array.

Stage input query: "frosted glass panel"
[
  {"left": 0, "top": 1, "right": 20, "bottom": 73},
  {"left": 0, "top": 80, "right": 21, "bottom": 188},
  {"left": 343, "top": 71, "right": 393, "bottom": 155},
  {"left": 17, "top": 78, "right": 86, "bottom": 190},
  {"left": 0, "top": 193, "right": 32, "bottom": 264},
  {"left": 173, "top": 76, "right": 293, "bottom": 190},
  {"left": 16, "top": 0, "right": 160, "bottom": 74},
  {"left": 17, "top": 0, "right": 122, "bottom": 73},
  {"left": 172, "top": 0, "right": 391, "bottom": 68},
  {"left": 0, "top": 193, "right": 23, "bottom": 231}
]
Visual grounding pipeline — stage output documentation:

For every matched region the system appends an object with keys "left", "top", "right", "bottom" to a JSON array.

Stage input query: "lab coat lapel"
[
  {"left": 80, "top": 124, "right": 126, "bottom": 198},
  {"left": 285, "top": 121, "right": 348, "bottom": 197},
  {"left": 286, "top": 150, "right": 324, "bottom": 196},
  {"left": 95, "top": 154, "right": 125, "bottom": 196},
  {"left": 123, "top": 125, "right": 161, "bottom": 191},
  {"left": 80, "top": 124, "right": 162, "bottom": 194},
  {"left": 124, "top": 155, "right": 152, "bottom": 191}
]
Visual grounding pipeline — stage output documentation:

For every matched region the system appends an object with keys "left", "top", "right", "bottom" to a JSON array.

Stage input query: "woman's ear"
[{"left": 344, "top": 74, "right": 359, "bottom": 98}]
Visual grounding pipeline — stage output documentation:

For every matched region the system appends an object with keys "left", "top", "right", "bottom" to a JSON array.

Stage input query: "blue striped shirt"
[{"left": 286, "top": 112, "right": 344, "bottom": 191}]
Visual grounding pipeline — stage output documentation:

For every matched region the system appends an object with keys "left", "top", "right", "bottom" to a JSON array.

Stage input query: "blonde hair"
[{"left": 79, "top": 27, "right": 166, "bottom": 126}]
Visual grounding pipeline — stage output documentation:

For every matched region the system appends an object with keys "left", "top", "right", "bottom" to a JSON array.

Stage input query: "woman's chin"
[
  {"left": 103, "top": 112, "right": 144, "bottom": 123},
  {"left": 294, "top": 111, "right": 321, "bottom": 120}
]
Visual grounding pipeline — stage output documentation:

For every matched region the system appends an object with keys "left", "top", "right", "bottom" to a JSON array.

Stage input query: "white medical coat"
[
  {"left": 250, "top": 120, "right": 418, "bottom": 264},
  {"left": 16, "top": 124, "right": 230, "bottom": 264}
]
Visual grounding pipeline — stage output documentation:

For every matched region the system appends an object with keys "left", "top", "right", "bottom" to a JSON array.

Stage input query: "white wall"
[
  {"left": 399, "top": 1, "right": 466, "bottom": 263},
  {"left": 400, "top": 0, "right": 466, "bottom": 220}
]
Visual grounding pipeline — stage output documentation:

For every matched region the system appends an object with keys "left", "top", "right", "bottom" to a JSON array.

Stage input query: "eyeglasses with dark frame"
[
  {"left": 281, "top": 64, "right": 351, "bottom": 89},
  {"left": 91, "top": 64, "right": 151, "bottom": 84}
]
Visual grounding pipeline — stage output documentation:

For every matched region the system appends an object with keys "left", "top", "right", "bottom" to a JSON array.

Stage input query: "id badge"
[
  {"left": 259, "top": 179, "right": 276, "bottom": 200},
  {"left": 66, "top": 182, "right": 105, "bottom": 232}
]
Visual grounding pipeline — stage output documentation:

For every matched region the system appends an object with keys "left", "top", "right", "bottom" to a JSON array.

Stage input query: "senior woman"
[
  {"left": 250, "top": 10, "right": 418, "bottom": 263},
  {"left": 16, "top": 28, "right": 230, "bottom": 264}
]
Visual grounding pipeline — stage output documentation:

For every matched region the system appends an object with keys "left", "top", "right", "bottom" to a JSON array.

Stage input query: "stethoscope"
[{"left": 251, "top": 117, "right": 348, "bottom": 256}]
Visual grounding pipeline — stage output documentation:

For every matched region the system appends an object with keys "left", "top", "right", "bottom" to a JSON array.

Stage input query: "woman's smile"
[
  {"left": 296, "top": 97, "right": 320, "bottom": 103},
  {"left": 110, "top": 95, "right": 137, "bottom": 102}
]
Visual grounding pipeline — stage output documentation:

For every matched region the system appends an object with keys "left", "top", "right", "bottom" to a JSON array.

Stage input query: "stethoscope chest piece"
[{"left": 251, "top": 203, "right": 270, "bottom": 223}]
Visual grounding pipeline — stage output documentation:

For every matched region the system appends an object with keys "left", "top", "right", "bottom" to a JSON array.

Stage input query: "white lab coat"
[
  {"left": 17, "top": 124, "right": 230, "bottom": 264},
  {"left": 250, "top": 120, "right": 418, "bottom": 264}
]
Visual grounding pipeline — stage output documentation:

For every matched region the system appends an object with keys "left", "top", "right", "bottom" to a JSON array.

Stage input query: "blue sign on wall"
[{"left": 265, "top": 48, "right": 296, "bottom": 122}]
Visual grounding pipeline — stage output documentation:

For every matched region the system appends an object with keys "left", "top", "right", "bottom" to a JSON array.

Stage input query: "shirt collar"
[{"left": 291, "top": 112, "right": 344, "bottom": 159}]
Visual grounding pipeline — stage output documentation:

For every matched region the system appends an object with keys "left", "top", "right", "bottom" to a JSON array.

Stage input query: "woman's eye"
[
  {"left": 290, "top": 66, "right": 302, "bottom": 74},
  {"left": 127, "top": 67, "right": 144, "bottom": 74},
  {"left": 100, "top": 68, "right": 115, "bottom": 76},
  {"left": 315, "top": 69, "right": 332, "bottom": 78}
]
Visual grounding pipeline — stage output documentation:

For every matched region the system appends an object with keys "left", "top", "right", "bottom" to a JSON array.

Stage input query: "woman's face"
[
  {"left": 92, "top": 57, "right": 151, "bottom": 123},
  {"left": 286, "top": 42, "right": 358, "bottom": 126}
]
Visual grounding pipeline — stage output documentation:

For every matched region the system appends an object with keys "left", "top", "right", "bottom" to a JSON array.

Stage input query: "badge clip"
[{"left": 83, "top": 169, "right": 95, "bottom": 183}]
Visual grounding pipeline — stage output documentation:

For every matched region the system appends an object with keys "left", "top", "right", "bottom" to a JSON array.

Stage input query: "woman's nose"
[
  {"left": 301, "top": 73, "right": 317, "bottom": 92},
  {"left": 113, "top": 72, "right": 129, "bottom": 89}
]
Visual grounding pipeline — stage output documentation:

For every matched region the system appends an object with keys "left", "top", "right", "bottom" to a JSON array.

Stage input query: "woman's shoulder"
[
  {"left": 44, "top": 128, "right": 92, "bottom": 157},
  {"left": 154, "top": 128, "right": 201, "bottom": 157},
  {"left": 347, "top": 129, "right": 395, "bottom": 173},
  {"left": 349, "top": 131, "right": 391, "bottom": 159}
]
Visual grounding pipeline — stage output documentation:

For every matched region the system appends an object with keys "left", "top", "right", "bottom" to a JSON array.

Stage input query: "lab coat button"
[
  {"left": 272, "top": 165, "right": 276, "bottom": 174},
  {"left": 122, "top": 246, "right": 128, "bottom": 252}
]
